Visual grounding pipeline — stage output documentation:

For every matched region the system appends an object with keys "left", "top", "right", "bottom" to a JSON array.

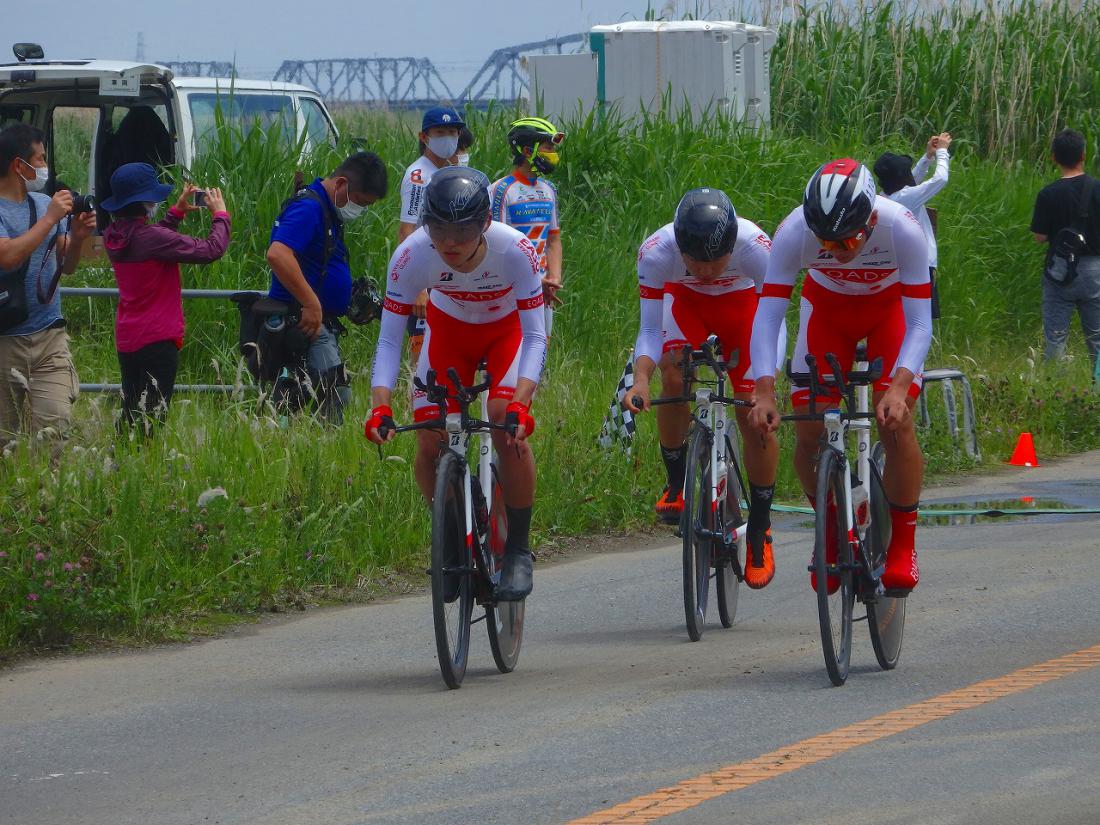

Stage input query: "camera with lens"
[
  {"left": 192, "top": 190, "right": 207, "bottom": 209},
  {"left": 70, "top": 193, "right": 96, "bottom": 215},
  {"left": 346, "top": 276, "right": 383, "bottom": 325}
]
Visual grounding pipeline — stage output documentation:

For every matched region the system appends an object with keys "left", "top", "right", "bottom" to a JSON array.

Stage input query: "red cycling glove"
[
  {"left": 505, "top": 401, "right": 536, "bottom": 437},
  {"left": 365, "top": 404, "right": 396, "bottom": 444}
]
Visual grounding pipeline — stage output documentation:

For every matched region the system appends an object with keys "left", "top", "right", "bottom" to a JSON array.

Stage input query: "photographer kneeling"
[
  {"left": 101, "top": 163, "right": 230, "bottom": 432},
  {"left": 263, "top": 152, "right": 387, "bottom": 424},
  {"left": 0, "top": 124, "right": 96, "bottom": 446}
]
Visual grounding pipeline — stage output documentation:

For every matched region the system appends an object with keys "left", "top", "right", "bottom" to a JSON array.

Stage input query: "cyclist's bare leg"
[
  {"left": 871, "top": 391, "right": 923, "bottom": 504},
  {"left": 655, "top": 352, "right": 691, "bottom": 448},
  {"left": 414, "top": 428, "right": 445, "bottom": 501},
  {"left": 487, "top": 397, "right": 536, "bottom": 508},
  {"left": 734, "top": 397, "right": 777, "bottom": 486},
  {"left": 792, "top": 409, "right": 825, "bottom": 499},
  {"left": 871, "top": 391, "right": 922, "bottom": 588}
]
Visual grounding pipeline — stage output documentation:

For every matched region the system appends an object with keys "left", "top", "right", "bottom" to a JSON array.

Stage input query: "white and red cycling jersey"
[
  {"left": 750, "top": 195, "right": 932, "bottom": 403},
  {"left": 634, "top": 219, "right": 773, "bottom": 392},
  {"left": 372, "top": 222, "right": 547, "bottom": 419}
]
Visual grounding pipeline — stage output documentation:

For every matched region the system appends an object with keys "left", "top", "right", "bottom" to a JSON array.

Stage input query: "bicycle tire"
[
  {"left": 682, "top": 425, "right": 713, "bottom": 642},
  {"left": 716, "top": 435, "right": 746, "bottom": 629},
  {"left": 815, "top": 447, "right": 855, "bottom": 686},
  {"left": 867, "top": 441, "right": 906, "bottom": 670},
  {"left": 431, "top": 451, "right": 474, "bottom": 689},
  {"left": 485, "top": 464, "right": 524, "bottom": 673}
]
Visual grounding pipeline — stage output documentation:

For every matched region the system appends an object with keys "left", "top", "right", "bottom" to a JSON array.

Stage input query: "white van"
[{"left": 0, "top": 47, "right": 338, "bottom": 202}]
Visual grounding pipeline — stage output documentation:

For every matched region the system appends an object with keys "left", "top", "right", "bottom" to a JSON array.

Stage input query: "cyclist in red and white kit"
[
  {"left": 365, "top": 167, "right": 546, "bottom": 601},
  {"left": 749, "top": 158, "right": 932, "bottom": 592},
  {"left": 625, "top": 188, "right": 782, "bottom": 589}
]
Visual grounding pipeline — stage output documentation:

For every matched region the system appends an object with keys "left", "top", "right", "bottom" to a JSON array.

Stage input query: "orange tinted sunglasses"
[{"left": 818, "top": 227, "right": 869, "bottom": 252}]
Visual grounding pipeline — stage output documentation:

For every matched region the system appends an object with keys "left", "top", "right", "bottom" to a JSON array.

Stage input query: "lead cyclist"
[
  {"left": 365, "top": 166, "right": 547, "bottom": 601},
  {"left": 749, "top": 159, "right": 932, "bottom": 593}
]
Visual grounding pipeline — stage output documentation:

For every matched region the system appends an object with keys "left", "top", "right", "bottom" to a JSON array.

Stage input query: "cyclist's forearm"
[
  {"left": 546, "top": 233, "right": 562, "bottom": 283},
  {"left": 633, "top": 354, "right": 657, "bottom": 385},
  {"left": 887, "top": 367, "right": 915, "bottom": 396},
  {"left": 512, "top": 378, "right": 537, "bottom": 408},
  {"left": 370, "top": 386, "right": 394, "bottom": 410},
  {"left": 754, "top": 375, "right": 777, "bottom": 401}
]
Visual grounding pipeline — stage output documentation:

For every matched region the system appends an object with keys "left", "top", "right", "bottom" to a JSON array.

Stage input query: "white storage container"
[
  {"left": 588, "top": 20, "right": 775, "bottom": 126},
  {"left": 527, "top": 53, "right": 598, "bottom": 122}
]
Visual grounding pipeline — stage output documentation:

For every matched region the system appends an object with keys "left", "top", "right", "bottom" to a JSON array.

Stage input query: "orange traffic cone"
[{"left": 1007, "top": 432, "right": 1039, "bottom": 467}]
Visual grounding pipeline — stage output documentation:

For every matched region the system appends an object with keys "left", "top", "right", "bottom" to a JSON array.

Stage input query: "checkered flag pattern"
[{"left": 598, "top": 354, "right": 637, "bottom": 451}]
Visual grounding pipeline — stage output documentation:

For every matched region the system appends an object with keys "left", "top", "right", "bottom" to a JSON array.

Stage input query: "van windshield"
[{"left": 187, "top": 92, "right": 295, "bottom": 153}]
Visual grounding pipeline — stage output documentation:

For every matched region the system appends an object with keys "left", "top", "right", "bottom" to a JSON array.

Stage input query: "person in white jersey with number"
[
  {"left": 749, "top": 159, "right": 932, "bottom": 593},
  {"left": 366, "top": 167, "right": 546, "bottom": 601},
  {"left": 625, "top": 188, "right": 781, "bottom": 589},
  {"left": 491, "top": 117, "right": 565, "bottom": 336},
  {"left": 398, "top": 106, "right": 464, "bottom": 361}
]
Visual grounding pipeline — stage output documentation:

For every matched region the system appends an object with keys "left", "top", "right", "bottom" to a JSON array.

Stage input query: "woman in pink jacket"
[{"left": 101, "top": 163, "right": 230, "bottom": 430}]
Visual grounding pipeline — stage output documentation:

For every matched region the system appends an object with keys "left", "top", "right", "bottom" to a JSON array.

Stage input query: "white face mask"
[
  {"left": 338, "top": 199, "right": 365, "bottom": 222},
  {"left": 20, "top": 160, "right": 49, "bottom": 192},
  {"left": 145, "top": 203, "right": 159, "bottom": 219},
  {"left": 456, "top": 153, "right": 471, "bottom": 167},
  {"left": 427, "top": 135, "right": 459, "bottom": 160}
]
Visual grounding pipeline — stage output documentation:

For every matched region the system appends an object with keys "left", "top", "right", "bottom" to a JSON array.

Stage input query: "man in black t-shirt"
[{"left": 1030, "top": 128, "right": 1100, "bottom": 366}]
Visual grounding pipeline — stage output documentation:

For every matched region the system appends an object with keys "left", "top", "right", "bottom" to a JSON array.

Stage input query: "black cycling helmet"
[
  {"left": 803, "top": 158, "right": 876, "bottom": 240},
  {"left": 673, "top": 188, "right": 738, "bottom": 261},
  {"left": 421, "top": 166, "right": 491, "bottom": 225}
]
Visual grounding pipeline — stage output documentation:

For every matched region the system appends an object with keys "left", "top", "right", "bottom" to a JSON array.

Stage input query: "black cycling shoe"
[{"left": 495, "top": 550, "right": 534, "bottom": 602}]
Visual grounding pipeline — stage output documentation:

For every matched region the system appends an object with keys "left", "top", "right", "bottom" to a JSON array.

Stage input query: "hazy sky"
[{"left": 14, "top": 1, "right": 678, "bottom": 87}]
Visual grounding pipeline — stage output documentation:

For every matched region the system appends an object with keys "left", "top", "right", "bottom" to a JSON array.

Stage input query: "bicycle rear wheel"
[
  {"left": 815, "top": 447, "right": 855, "bottom": 686},
  {"left": 867, "top": 441, "right": 906, "bottom": 670},
  {"left": 431, "top": 451, "right": 474, "bottom": 689},
  {"left": 716, "top": 436, "right": 746, "bottom": 629},
  {"left": 485, "top": 464, "right": 524, "bottom": 673},
  {"left": 682, "top": 426, "right": 713, "bottom": 642}
]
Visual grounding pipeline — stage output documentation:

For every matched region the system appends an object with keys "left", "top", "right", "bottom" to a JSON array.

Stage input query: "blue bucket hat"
[
  {"left": 100, "top": 162, "right": 174, "bottom": 212},
  {"left": 421, "top": 106, "right": 464, "bottom": 132}
]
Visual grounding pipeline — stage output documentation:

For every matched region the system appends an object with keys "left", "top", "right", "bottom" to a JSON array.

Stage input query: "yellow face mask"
[{"left": 535, "top": 147, "right": 560, "bottom": 169}]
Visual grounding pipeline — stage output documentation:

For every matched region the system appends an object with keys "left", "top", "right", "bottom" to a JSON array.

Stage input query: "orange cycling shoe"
[
  {"left": 744, "top": 527, "right": 775, "bottom": 589},
  {"left": 655, "top": 486, "right": 684, "bottom": 524},
  {"left": 809, "top": 501, "right": 841, "bottom": 595}
]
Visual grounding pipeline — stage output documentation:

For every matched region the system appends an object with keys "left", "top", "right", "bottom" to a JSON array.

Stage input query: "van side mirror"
[{"left": 13, "top": 43, "right": 45, "bottom": 62}]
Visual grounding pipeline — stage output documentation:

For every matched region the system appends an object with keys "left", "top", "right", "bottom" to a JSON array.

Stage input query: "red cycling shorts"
[
  {"left": 790, "top": 278, "right": 923, "bottom": 406},
  {"left": 662, "top": 283, "right": 757, "bottom": 394},
  {"left": 412, "top": 304, "right": 522, "bottom": 421}
]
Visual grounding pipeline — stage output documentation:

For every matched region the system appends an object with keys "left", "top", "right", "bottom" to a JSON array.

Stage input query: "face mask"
[
  {"left": 335, "top": 183, "right": 367, "bottom": 222},
  {"left": 456, "top": 153, "right": 471, "bottom": 167},
  {"left": 19, "top": 159, "right": 49, "bottom": 192},
  {"left": 427, "top": 135, "right": 459, "bottom": 160},
  {"left": 145, "top": 203, "right": 159, "bottom": 219}
]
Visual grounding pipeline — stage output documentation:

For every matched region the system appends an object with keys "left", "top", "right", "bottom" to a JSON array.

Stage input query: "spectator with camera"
[
  {"left": 263, "top": 151, "right": 387, "bottom": 424},
  {"left": 100, "top": 163, "right": 230, "bottom": 431},
  {"left": 1031, "top": 128, "right": 1100, "bottom": 368},
  {"left": 0, "top": 124, "right": 96, "bottom": 446}
]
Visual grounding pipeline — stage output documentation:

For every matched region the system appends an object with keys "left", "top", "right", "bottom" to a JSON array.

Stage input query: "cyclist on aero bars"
[
  {"left": 625, "top": 188, "right": 782, "bottom": 590},
  {"left": 748, "top": 159, "right": 932, "bottom": 593},
  {"left": 365, "top": 167, "right": 547, "bottom": 602}
]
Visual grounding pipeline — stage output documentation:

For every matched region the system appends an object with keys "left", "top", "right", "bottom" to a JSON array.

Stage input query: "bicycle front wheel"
[
  {"left": 682, "top": 426, "right": 713, "bottom": 642},
  {"left": 716, "top": 435, "right": 746, "bottom": 629},
  {"left": 867, "top": 441, "right": 906, "bottom": 670},
  {"left": 815, "top": 447, "right": 855, "bottom": 686},
  {"left": 485, "top": 464, "right": 524, "bottom": 673},
  {"left": 431, "top": 451, "right": 474, "bottom": 689}
]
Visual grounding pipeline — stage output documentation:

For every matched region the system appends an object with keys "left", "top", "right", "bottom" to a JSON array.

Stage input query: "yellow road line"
[{"left": 567, "top": 643, "right": 1100, "bottom": 825}]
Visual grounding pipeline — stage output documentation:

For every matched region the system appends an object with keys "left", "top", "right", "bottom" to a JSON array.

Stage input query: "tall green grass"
[
  {"left": 5, "top": 4, "right": 1100, "bottom": 655},
  {"left": 768, "top": 0, "right": 1100, "bottom": 161}
]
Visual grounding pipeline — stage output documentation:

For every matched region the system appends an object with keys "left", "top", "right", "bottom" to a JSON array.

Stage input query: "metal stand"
[{"left": 918, "top": 368, "right": 980, "bottom": 459}]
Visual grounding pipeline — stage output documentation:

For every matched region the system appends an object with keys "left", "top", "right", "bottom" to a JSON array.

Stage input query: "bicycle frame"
[{"left": 694, "top": 379, "right": 749, "bottom": 547}]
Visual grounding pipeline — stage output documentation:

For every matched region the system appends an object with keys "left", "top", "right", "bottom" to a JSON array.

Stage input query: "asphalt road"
[{"left": 4, "top": 452, "right": 1100, "bottom": 825}]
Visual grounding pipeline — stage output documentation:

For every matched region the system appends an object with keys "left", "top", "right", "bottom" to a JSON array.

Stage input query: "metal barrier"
[
  {"left": 918, "top": 367, "right": 981, "bottom": 460},
  {"left": 60, "top": 286, "right": 256, "bottom": 394}
]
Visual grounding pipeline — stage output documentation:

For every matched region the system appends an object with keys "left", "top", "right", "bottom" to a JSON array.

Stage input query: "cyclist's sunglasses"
[
  {"left": 817, "top": 226, "right": 870, "bottom": 252},
  {"left": 544, "top": 132, "right": 566, "bottom": 146},
  {"left": 425, "top": 217, "right": 484, "bottom": 244}
]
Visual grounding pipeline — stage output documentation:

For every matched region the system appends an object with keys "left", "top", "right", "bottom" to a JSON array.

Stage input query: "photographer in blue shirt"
[{"left": 265, "top": 151, "right": 387, "bottom": 423}]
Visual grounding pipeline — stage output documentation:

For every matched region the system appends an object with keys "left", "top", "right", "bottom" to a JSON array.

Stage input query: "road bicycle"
[
  {"left": 783, "top": 347, "right": 907, "bottom": 686},
  {"left": 636, "top": 337, "right": 752, "bottom": 641},
  {"left": 384, "top": 367, "right": 524, "bottom": 689}
]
